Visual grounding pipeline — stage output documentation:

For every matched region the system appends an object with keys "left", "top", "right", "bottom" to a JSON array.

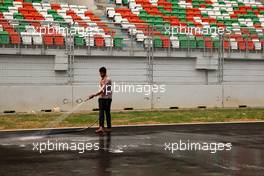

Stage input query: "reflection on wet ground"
[{"left": 0, "top": 123, "right": 263, "bottom": 176}]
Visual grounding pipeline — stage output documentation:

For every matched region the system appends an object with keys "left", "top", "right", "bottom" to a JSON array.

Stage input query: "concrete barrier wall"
[
  {"left": 1, "top": 85, "right": 264, "bottom": 112},
  {"left": 1, "top": 55, "right": 264, "bottom": 112}
]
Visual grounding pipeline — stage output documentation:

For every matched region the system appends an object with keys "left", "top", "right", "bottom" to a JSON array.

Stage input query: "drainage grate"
[
  {"left": 169, "top": 107, "right": 179, "bottom": 109},
  {"left": 3, "top": 110, "right": 16, "bottom": 114},
  {"left": 124, "top": 108, "right": 134, "bottom": 110},
  {"left": 41, "top": 109, "right": 52, "bottom": 112},
  {"left": 239, "top": 105, "right": 247, "bottom": 108}
]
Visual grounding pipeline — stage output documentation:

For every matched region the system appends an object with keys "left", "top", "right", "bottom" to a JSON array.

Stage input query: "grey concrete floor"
[{"left": 0, "top": 123, "right": 264, "bottom": 176}]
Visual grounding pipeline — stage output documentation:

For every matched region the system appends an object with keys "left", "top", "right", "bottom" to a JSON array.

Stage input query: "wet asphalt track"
[{"left": 0, "top": 123, "right": 264, "bottom": 176}]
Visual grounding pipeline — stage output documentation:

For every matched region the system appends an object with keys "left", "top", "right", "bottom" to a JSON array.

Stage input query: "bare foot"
[{"left": 95, "top": 127, "right": 104, "bottom": 133}]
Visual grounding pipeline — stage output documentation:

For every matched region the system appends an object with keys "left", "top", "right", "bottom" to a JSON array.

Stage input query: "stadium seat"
[
  {"left": 85, "top": 35, "right": 94, "bottom": 46},
  {"left": 104, "top": 35, "right": 113, "bottom": 47},
  {"left": 0, "top": 0, "right": 263, "bottom": 50},
  {"left": 170, "top": 36, "right": 179, "bottom": 48},
  {"left": 9, "top": 31, "right": 21, "bottom": 44},
  {"left": 74, "top": 35, "right": 85, "bottom": 46},
  {"left": 0, "top": 31, "right": 10, "bottom": 44},
  {"left": 21, "top": 32, "right": 32, "bottom": 45},
  {"left": 54, "top": 34, "right": 64, "bottom": 46},
  {"left": 94, "top": 35, "right": 104, "bottom": 47},
  {"left": 32, "top": 33, "right": 42, "bottom": 45},
  {"left": 113, "top": 36, "right": 123, "bottom": 48},
  {"left": 43, "top": 34, "right": 53, "bottom": 45}
]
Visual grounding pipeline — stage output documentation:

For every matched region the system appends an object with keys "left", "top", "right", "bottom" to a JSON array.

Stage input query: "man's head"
[{"left": 99, "top": 67, "right": 107, "bottom": 78}]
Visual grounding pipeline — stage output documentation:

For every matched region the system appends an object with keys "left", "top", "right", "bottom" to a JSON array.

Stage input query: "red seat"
[
  {"left": 51, "top": 4, "right": 61, "bottom": 10},
  {"left": 224, "top": 40, "right": 230, "bottom": 50},
  {"left": 54, "top": 35, "right": 64, "bottom": 46},
  {"left": 43, "top": 34, "right": 54, "bottom": 46},
  {"left": 23, "top": 2, "right": 32, "bottom": 8},
  {"left": 5, "top": 27, "right": 14, "bottom": 33},
  {"left": 18, "top": 7, "right": 28, "bottom": 15},
  {"left": 247, "top": 41, "right": 254, "bottom": 51},
  {"left": 9, "top": 32, "right": 21, "bottom": 44},
  {"left": 161, "top": 37, "right": 170, "bottom": 48},
  {"left": 94, "top": 35, "right": 104, "bottom": 47},
  {"left": 238, "top": 41, "right": 246, "bottom": 50},
  {"left": 205, "top": 38, "right": 213, "bottom": 48}
]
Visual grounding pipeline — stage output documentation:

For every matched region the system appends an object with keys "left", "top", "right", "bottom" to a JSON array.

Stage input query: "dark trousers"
[{"left": 98, "top": 98, "right": 112, "bottom": 128}]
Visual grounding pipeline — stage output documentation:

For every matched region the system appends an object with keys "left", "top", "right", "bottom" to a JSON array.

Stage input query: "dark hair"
[{"left": 99, "top": 67, "right": 107, "bottom": 73}]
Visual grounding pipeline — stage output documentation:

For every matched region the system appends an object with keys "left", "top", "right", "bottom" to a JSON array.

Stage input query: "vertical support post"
[{"left": 146, "top": 25, "right": 154, "bottom": 110}]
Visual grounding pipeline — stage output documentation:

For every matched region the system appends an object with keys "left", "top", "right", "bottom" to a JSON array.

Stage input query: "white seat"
[
  {"left": 78, "top": 6, "right": 87, "bottom": 11},
  {"left": 114, "top": 13, "right": 122, "bottom": 23},
  {"left": 42, "top": 3, "right": 51, "bottom": 9},
  {"left": 107, "top": 8, "right": 116, "bottom": 18},
  {"left": 252, "top": 39, "right": 262, "bottom": 50},
  {"left": 144, "top": 36, "right": 153, "bottom": 48},
  {"left": 121, "top": 19, "right": 130, "bottom": 29},
  {"left": 64, "top": 16, "right": 73, "bottom": 24},
  {"left": 60, "top": 4, "right": 69, "bottom": 9},
  {"left": 69, "top": 5, "right": 78, "bottom": 8},
  {"left": 3, "top": 12, "right": 13, "bottom": 20},
  {"left": 76, "top": 12, "right": 84, "bottom": 17},
  {"left": 230, "top": 41, "right": 238, "bottom": 50},
  {"left": 8, "top": 7, "right": 18, "bottom": 14},
  {"left": 32, "top": 33, "right": 43, "bottom": 45},
  {"left": 129, "top": 1, "right": 136, "bottom": 9},
  {"left": 13, "top": 1, "right": 22, "bottom": 8},
  {"left": 136, "top": 31, "right": 145, "bottom": 42},
  {"left": 44, "top": 14, "right": 54, "bottom": 22},
  {"left": 32, "top": 2, "right": 42, "bottom": 10},
  {"left": 170, "top": 37, "right": 179, "bottom": 48},
  {"left": 104, "top": 35, "right": 113, "bottom": 47},
  {"left": 85, "top": 35, "right": 94, "bottom": 46},
  {"left": 128, "top": 27, "right": 137, "bottom": 35},
  {"left": 38, "top": 9, "right": 48, "bottom": 16},
  {"left": 116, "top": 0, "right": 122, "bottom": 5},
  {"left": 25, "top": 26, "right": 36, "bottom": 34},
  {"left": 21, "top": 32, "right": 33, "bottom": 45}
]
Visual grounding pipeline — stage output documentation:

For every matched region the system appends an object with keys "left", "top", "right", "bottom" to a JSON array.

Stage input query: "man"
[{"left": 88, "top": 67, "right": 112, "bottom": 133}]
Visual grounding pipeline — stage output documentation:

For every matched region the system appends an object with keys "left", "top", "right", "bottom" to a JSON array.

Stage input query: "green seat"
[
  {"left": 53, "top": 14, "right": 64, "bottom": 22},
  {"left": 3, "top": 0, "right": 13, "bottom": 6},
  {"left": 0, "top": 6, "right": 8, "bottom": 12},
  {"left": 0, "top": 31, "right": 10, "bottom": 45},
  {"left": 179, "top": 36, "right": 196, "bottom": 49},
  {"left": 153, "top": 37, "right": 162, "bottom": 48},
  {"left": 13, "top": 12, "right": 24, "bottom": 20},
  {"left": 212, "top": 38, "right": 220, "bottom": 48},
  {"left": 196, "top": 38, "right": 205, "bottom": 48},
  {"left": 47, "top": 9, "right": 57, "bottom": 15},
  {"left": 113, "top": 36, "right": 123, "bottom": 48},
  {"left": 15, "top": 25, "right": 26, "bottom": 33},
  {"left": 122, "top": 0, "right": 128, "bottom": 5},
  {"left": 74, "top": 35, "right": 85, "bottom": 46}
]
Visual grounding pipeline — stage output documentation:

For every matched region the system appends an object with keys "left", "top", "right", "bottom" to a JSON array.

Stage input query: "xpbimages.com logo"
[
  {"left": 32, "top": 140, "right": 99, "bottom": 154},
  {"left": 164, "top": 140, "right": 232, "bottom": 154},
  {"left": 103, "top": 82, "right": 166, "bottom": 96},
  {"left": 163, "top": 25, "right": 232, "bottom": 36},
  {"left": 20, "top": 24, "right": 232, "bottom": 37}
]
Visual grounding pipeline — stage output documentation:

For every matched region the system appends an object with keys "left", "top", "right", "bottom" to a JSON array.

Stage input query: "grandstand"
[
  {"left": 0, "top": 0, "right": 264, "bottom": 49},
  {"left": 0, "top": 0, "right": 264, "bottom": 112}
]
